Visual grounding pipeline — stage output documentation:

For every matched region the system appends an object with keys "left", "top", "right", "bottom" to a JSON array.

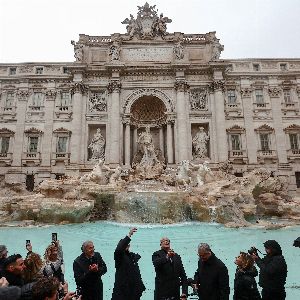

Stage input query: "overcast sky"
[{"left": 0, "top": 0, "right": 299, "bottom": 63}]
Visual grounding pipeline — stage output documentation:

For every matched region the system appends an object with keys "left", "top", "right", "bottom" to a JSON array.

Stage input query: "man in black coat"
[
  {"left": 111, "top": 227, "right": 145, "bottom": 300},
  {"left": 73, "top": 241, "right": 107, "bottom": 300},
  {"left": 2, "top": 254, "right": 26, "bottom": 287},
  {"left": 252, "top": 240, "right": 287, "bottom": 300},
  {"left": 152, "top": 237, "right": 188, "bottom": 300},
  {"left": 193, "top": 243, "right": 230, "bottom": 300}
]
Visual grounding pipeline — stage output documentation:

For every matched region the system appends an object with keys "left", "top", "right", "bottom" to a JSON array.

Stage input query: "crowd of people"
[{"left": 0, "top": 228, "right": 288, "bottom": 300}]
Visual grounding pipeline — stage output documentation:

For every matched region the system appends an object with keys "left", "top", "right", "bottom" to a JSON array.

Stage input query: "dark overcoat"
[
  {"left": 233, "top": 267, "right": 261, "bottom": 300},
  {"left": 73, "top": 252, "right": 107, "bottom": 300},
  {"left": 152, "top": 249, "right": 188, "bottom": 300},
  {"left": 111, "top": 235, "right": 145, "bottom": 300},
  {"left": 194, "top": 252, "right": 230, "bottom": 300}
]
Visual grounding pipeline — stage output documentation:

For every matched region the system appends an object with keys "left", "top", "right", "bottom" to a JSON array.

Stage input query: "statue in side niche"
[
  {"left": 88, "top": 129, "right": 105, "bottom": 161},
  {"left": 192, "top": 127, "right": 209, "bottom": 159}
]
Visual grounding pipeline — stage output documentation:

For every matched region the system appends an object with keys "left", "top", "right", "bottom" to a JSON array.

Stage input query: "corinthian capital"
[
  {"left": 240, "top": 88, "right": 252, "bottom": 98},
  {"left": 16, "top": 90, "right": 29, "bottom": 101},
  {"left": 209, "top": 80, "right": 225, "bottom": 93},
  {"left": 174, "top": 80, "right": 190, "bottom": 92},
  {"left": 45, "top": 89, "right": 57, "bottom": 100},
  {"left": 71, "top": 82, "right": 89, "bottom": 95},
  {"left": 107, "top": 81, "right": 122, "bottom": 93},
  {"left": 268, "top": 87, "right": 281, "bottom": 98}
]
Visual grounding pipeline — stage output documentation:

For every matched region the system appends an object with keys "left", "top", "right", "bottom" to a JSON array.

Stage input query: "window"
[
  {"left": 253, "top": 64, "right": 260, "bottom": 71},
  {"left": 9, "top": 67, "right": 16, "bottom": 75},
  {"left": 296, "top": 172, "right": 300, "bottom": 188},
  {"left": 60, "top": 92, "right": 70, "bottom": 106},
  {"left": 283, "top": 90, "right": 292, "bottom": 103},
  {"left": 255, "top": 89, "right": 264, "bottom": 104},
  {"left": 28, "top": 137, "right": 38, "bottom": 152},
  {"left": 63, "top": 67, "right": 68, "bottom": 74},
  {"left": 32, "top": 92, "right": 43, "bottom": 107},
  {"left": 5, "top": 92, "right": 14, "bottom": 107},
  {"left": 0, "top": 137, "right": 10, "bottom": 154},
  {"left": 56, "top": 137, "right": 68, "bottom": 153},
  {"left": 231, "top": 134, "right": 241, "bottom": 150},
  {"left": 227, "top": 90, "right": 236, "bottom": 104},
  {"left": 289, "top": 134, "right": 299, "bottom": 150},
  {"left": 260, "top": 133, "right": 270, "bottom": 151},
  {"left": 280, "top": 64, "right": 287, "bottom": 71},
  {"left": 36, "top": 67, "right": 43, "bottom": 74}
]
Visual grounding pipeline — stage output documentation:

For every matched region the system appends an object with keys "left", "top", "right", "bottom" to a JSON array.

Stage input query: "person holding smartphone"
[{"left": 111, "top": 228, "right": 145, "bottom": 300}]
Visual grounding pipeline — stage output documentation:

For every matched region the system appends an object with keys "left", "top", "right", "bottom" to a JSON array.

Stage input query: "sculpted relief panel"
[{"left": 122, "top": 48, "right": 172, "bottom": 62}]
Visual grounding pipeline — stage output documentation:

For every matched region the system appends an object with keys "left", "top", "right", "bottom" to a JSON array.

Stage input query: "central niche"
[{"left": 130, "top": 95, "right": 167, "bottom": 125}]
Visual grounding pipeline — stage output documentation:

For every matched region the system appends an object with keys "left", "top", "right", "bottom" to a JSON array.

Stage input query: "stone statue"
[
  {"left": 106, "top": 165, "right": 123, "bottom": 185},
  {"left": 211, "top": 40, "right": 224, "bottom": 61},
  {"left": 109, "top": 41, "right": 121, "bottom": 61},
  {"left": 88, "top": 129, "right": 105, "bottom": 161},
  {"left": 192, "top": 127, "right": 209, "bottom": 159},
  {"left": 71, "top": 40, "right": 83, "bottom": 62},
  {"left": 173, "top": 40, "right": 184, "bottom": 60},
  {"left": 190, "top": 161, "right": 211, "bottom": 187},
  {"left": 80, "top": 159, "right": 107, "bottom": 184},
  {"left": 127, "top": 14, "right": 138, "bottom": 38},
  {"left": 137, "top": 126, "right": 159, "bottom": 167},
  {"left": 175, "top": 160, "right": 191, "bottom": 188}
]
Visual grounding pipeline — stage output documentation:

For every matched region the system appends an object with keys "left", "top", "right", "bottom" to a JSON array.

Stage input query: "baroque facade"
[{"left": 1, "top": 3, "right": 300, "bottom": 192}]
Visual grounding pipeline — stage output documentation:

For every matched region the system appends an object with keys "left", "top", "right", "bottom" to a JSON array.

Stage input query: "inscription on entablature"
[
  {"left": 44, "top": 66, "right": 61, "bottom": 73},
  {"left": 289, "top": 63, "right": 300, "bottom": 70},
  {"left": 122, "top": 74, "right": 174, "bottom": 82},
  {"left": 261, "top": 62, "right": 277, "bottom": 69},
  {"left": 234, "top": 62, "right": 250, "bottom": 70},
  {"left": 19, "top": 66, "right": 34, "bottom": 73},
  {"left": 186, "top": 74, "right": 211, "bottom": 81},
  {"left": 86, "top": 75, "right": 109, "bottom": 83},
  {"left": 122, "top": 48, "right": 172, "bottom": 61}
]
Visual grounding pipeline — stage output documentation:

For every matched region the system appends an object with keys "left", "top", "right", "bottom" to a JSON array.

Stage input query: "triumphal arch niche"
[{"left": 71, "top": 2, "right": 224, "bottom": 170}]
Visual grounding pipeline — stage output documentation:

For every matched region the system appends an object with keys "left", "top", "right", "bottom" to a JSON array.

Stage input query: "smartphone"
[
  {"left": 52, "top": 233, "right": 57, "bottom": 242},
  {"left": 26, "top": 240, "right": 30, "bottom": 246}
]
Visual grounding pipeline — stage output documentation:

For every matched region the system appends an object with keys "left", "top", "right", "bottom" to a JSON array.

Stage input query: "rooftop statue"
[{"left": 122, "top": 2, "right": 172, "bottom": 39}]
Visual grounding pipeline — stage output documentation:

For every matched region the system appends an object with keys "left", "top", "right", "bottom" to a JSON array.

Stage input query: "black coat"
[
  {"left": 2, "top": 270, "right": 24, "bottom": 287},
  {"left": 194, "top": 252, "right": 230, "bottom": 300},
  {"left": 73, "top": 252, "right": 107, "bottom": 300},
  {"left": 152, "top": 249, "right": 188, "bottom": 300},
  {"left": 111, "top": 236, "right": 145, "bottom": 300},
  {"left": 233, "top": 267, "right": 261, "bottom": 300},
  {"left": 0, "top": 286, "right": 21, "bottom": 300},
  {"left": 256, "top": 254, "right": 287, "bottom": 292}
]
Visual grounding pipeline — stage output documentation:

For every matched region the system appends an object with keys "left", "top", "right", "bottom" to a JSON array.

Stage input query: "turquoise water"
[{"left": 0, "top": 222, "right": 299, "bottom": 299}]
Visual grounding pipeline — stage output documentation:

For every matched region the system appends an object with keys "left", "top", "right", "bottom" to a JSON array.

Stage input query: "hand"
[
  {"left": 192, "top": 283, "right": 198, "bottom": 290},
  {"left": 180, "top": 294, "right": 187, "bottom": 299},
  {"left": 62, "top": 292, "right": 75, "bottom": 300},
  {"left": 0, "top": 277, "right": 9, "bottom": 287},
  {"left": 89, "top": 263, "right": 98, "bottom": 272},
  {"left": 26, "top": 243, "right": 32, "bottom": 252},
  {"left": 128, "top": 227, "right": 137, "bottom": 237},
  {"left": 251, "top": 253, "right": 259, "bottom": 261},
  {"left": 167, "top": 249, "right": 175, "bottom": 257},
  {"left": 62, "top": 281, "right": 68, "bottom": 294}
]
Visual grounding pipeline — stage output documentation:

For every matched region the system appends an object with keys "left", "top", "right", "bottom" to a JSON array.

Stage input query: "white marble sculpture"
[
  {"left": 190, "top": 161, "right": 211, "bottom": 187},
  {"left": 80, "top": 159, "right": 107, "bottom": 184},
  {"left": 175, "top": 160, "right": 191, "bottom": 187},
  {"left": 192, "top": 126, "right": 209, "bottom": 159},
  {"left": 88, "top": 129, "right": 105, "bottom": 161}
]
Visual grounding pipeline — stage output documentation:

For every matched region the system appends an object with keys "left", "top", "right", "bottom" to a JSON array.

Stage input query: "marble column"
[
  {"left": 269, "top": 87, "right": 288, "bottom": 163},
  {"left": 41, "top": 89, "right": 56, "bottom": 166},
  {"left": 70, "top": 82, "right": 87, "bottom": 164},
  {"left": 175, "top": 79, "right": 190, "bottom": 162},
  {"left": 107, "top": 80, "right": 121, "bottom": 166},
  {"left": 167, "top": 120, "right": 174, "bottom": 164},
  {"left": 12, "top": 90, "right": 29, "bottom": 167},
  {"left": 159, "top": 126, "right": 164, "bottom": 157},
  {"left": 241, "top": 87, "right": 258, "bottom": 164},
  {"left": 124, "top": 121, "right": 131, "bottom": 166},
  {"left": 133, "top": 127, "right": 138, "bottom": 156},
  {"left": 211, "top": 80, "right": 228, "bottom": 162}
]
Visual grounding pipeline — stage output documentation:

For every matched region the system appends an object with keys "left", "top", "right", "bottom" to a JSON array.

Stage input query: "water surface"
[{"left": 0, "top": 222, "right": 299, "bottom": 299}]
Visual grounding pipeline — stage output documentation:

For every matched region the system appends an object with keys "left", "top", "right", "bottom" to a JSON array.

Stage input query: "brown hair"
[
  {"left": 44, "top": 243, "right": 57, "bottom": 261},
  {"left": 238, "top": 252, "right": 254, "bottom": 270}
]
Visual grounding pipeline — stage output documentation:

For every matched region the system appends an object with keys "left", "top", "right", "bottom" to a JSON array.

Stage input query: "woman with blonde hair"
[
  {"left": 233, "top": 252, "right": 261, "bottom": 300},
  {"left": 42, "top": 241, "right": 65, "bottom": 285}
]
